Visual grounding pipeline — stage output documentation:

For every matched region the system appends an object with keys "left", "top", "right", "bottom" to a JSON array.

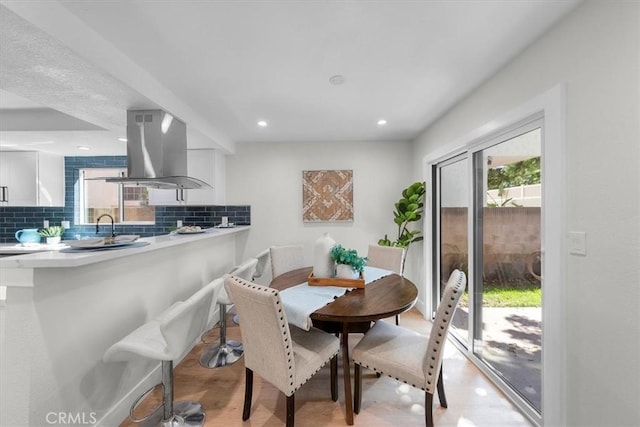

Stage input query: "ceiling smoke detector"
[{"left": 329, "top": 75, "right": 345, "bottom": 85}]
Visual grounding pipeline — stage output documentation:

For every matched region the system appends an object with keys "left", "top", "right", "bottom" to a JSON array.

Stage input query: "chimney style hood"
[{"left": 106, "top": 109, "right": 212, "bottom": 189}]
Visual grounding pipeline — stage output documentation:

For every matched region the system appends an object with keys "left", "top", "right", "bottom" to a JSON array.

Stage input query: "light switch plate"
[
  {"left": 43, "top": 220, "right": 49, "bottom": 228},
  {"left": 176, "top": 220, "right": 183, "bottom": 228},
  {"left": 569, "top": 231, "right": 586, "bottom": 255}
]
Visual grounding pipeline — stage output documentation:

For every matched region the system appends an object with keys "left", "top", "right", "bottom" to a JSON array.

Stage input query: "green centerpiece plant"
[{"left": 330, "top": 244, "right": 368, "bottom": 275}]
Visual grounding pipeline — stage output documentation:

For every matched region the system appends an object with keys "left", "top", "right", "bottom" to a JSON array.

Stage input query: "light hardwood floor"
[{"left": 120, "top": 308, "right": 533, "bottom": 427}]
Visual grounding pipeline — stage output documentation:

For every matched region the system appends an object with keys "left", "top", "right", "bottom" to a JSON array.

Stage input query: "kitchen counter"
[
  {"left": 0, "top": 226, "right": 249, "bottom": 269},
  {"left": 0, "top": 226, "right": 250, "bottom": 427},
  {"left": 0, "top": 242, "right": 67, "bottom": 256}
]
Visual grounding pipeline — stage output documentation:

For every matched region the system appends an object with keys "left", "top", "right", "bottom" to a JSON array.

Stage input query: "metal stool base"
[
  {"left": 199, "top": 340, "right": 243, "bottom": 368},
  {"left": 137, "top": 401, "right": 205, "bottom": 427}
]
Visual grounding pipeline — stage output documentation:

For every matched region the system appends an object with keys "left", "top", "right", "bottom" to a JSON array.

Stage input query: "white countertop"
[
  {"left": 0, "top": 226, "right": 250, "bottom": 269},
  {"left": 0, "top": 242, "right": 68, "bottom": 254}
]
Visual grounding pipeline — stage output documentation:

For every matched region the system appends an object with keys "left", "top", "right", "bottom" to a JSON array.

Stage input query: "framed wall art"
[{"left": 302, "top": 170, "right": 353, "bottom": 222}]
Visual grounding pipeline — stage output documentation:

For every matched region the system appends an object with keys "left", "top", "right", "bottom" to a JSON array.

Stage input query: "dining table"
[{"left": 270, "top": 266, "right": 418, "bottom": 425}]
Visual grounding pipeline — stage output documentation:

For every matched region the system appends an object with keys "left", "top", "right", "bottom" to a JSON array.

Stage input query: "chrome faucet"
[{"left": 96, "top": 214, "right": 116, "bottom": 238}]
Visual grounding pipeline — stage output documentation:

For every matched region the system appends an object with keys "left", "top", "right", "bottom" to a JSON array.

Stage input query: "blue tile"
[{"left": 0, "top": 155, "right": 250, "bottom": 242}]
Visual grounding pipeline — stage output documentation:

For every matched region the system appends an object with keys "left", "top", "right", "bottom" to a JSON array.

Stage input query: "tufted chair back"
[
  {"left": 422, "top": 269, "right": 466, "bottom": 393},
  {"left": 226, "top": 275, "right": 339, "bottom": 426},
  {"left": 225, "top": 275, "right": 297, "bottom": 395}
]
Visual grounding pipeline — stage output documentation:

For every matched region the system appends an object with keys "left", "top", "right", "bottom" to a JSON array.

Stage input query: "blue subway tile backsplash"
[{"left": 0, "top": 156, "right": 250, "bottom": 243}]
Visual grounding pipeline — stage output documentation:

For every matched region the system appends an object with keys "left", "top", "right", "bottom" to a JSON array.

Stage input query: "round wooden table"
[{"left": 270, "top": 266, "right": 418, "bottom": 425}]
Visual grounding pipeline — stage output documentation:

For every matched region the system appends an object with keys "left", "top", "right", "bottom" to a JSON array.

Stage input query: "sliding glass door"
[
  {"left": 434, "top": 118, "right": 543, "bottom": 418},
  {"left": 436, "top": 155, "right": 469, "bottom": 347}
]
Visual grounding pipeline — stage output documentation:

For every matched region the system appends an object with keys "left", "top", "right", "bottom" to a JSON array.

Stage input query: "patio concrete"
[{"left": 451, "top": 307, "right": 542, "bottom": 411}]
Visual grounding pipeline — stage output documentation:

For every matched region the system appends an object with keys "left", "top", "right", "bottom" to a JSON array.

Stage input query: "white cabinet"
[
  {"left": 148, "top": 149, "right": 225, "bottom": 206},
  {"left": 0, "top": 151, "right": 64, "bottom": 206}
]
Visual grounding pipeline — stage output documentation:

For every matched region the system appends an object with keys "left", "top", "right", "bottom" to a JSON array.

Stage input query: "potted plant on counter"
[
  {"left": 39, "top": 226, "right": 64, "bottom": 245},
  {"left": 330, "top": 244, "right": 368, "bottom": 279}
]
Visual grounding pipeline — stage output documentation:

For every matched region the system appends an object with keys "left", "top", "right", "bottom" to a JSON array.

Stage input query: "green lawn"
[{"left": 461, "top": 283, "right": 541, "bottom": 307}]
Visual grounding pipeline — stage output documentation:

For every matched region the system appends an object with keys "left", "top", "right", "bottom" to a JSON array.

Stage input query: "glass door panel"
[
  {"left": 473, "top": 127, "right": 542, "bottom": 412},
  {"left": 438, "top": 156, "right": 469, "bottom": 346}
]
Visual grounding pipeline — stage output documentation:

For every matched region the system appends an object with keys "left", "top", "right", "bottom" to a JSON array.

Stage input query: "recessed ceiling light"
[
  {"left": 77, "top": 145, "right": 90, "bottom": 151},
  {"left": 257, "top": 120, "right": 268, "bottom": 127},
  {"left": 117, "top": 137, "right": 127, "bottom": 142},
  {"left": 377, "top": 119, "right": 388, "bottom": 126},
  {"left": 329, "top": 75, "right": 345, "bottom": 85}
]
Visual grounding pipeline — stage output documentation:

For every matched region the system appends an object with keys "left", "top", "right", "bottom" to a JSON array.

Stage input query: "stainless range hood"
[{"left": 106, "top": 109, "right": 211, "bottom": 189}]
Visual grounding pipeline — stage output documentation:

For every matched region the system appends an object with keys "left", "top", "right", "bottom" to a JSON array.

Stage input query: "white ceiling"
[{"left": 0, "top": 0, "right": 580, "bottom": 156}]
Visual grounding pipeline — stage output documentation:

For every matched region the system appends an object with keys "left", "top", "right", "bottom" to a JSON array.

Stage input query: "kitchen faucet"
[{"left": 96, "top": 214, "right": 116, "bottom": 238}]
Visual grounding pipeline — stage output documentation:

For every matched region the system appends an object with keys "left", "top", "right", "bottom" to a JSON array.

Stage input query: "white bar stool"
[
  {"left": 103, "top": 279, "right": 221, "bottom": 427},
  {"left": 252, "top": 248, "right": 271, "bottom": 282},
  {"left": 232, "top": 250, "right": 270, "bottom": 324},
  {"left": 200, "top": 258, "right": 257, "bottom": 368}
]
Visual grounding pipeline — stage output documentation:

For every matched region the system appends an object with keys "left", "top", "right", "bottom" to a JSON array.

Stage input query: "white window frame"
[{"left": 78, "top": 168, "right": 155, "bottom": 225}]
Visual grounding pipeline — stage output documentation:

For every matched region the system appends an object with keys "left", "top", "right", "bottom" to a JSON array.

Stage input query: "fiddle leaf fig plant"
[{"left": 378, "top": 181, "right": 426, "bottom": 250}]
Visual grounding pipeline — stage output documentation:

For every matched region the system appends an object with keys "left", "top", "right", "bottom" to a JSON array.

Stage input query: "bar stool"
[
  {"left": 103, "top": 279, "right": 220, "bottom": 427},
  {"left": 253, "top": 248, "right": 271, "bottom": 282},
  {"left": 233, "top": 250, "right": 271, "bottom": 324},
  {"left": 200, "top": 258, "right": 258, "bottom": 368}
]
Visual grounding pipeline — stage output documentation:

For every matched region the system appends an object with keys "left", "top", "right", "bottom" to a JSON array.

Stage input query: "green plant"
[
  {"left": 379, "top": 181, "right": 426, "bottom": 250},
  {"left": 38, "top": 226, "right": 64, "bottom": 237},
  {"left": 330, "top": 244, "right": 368, "bottom": 273}
]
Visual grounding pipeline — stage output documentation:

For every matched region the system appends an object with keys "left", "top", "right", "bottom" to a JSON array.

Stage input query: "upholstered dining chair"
[
  {"left": 200, "top": 258, "right": 258, "bottom": 368},
  {"left": 367, "top": 244, "right": 406, "bottom": 324},
  {"left": 269, "top": 245, "right": 305, "bottom": 279},
  {"left": 367, "top": 244, "right": 405, "bottom": 274},
  {"left": 352, "top": 269, "right": 466, "bottom": 427},
  {"left": 225, "top": 275, "right": 340, "bottom": 427}
]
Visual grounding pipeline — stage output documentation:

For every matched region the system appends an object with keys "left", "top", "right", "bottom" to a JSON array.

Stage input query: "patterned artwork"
[{"left": 303, "top": 170, "right": 353, "bottom": 222}]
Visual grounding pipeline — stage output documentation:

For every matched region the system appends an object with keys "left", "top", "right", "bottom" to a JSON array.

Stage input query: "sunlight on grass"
[
  {"left": 483, "top": 286, "right": 541, "bottom": 307},
  {"left": 461, "top": 282, "right": 541, "bottom": 307}
]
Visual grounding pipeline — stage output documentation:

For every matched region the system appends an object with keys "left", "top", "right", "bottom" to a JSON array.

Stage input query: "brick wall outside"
[{"left": 441, "top": 207, "right": 541, "bottom": 283}]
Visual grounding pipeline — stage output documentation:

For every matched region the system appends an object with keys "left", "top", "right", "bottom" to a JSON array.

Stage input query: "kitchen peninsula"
[{"left": 0, "top": 226, "right": 249, "bottom": 427}]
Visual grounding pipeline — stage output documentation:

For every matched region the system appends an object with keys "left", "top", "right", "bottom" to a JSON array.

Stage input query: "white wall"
[
  {"left": 411, "top": 1, "right": 639, "bottom": 426},
  {"left": 225, "top": 140, "right": 415, "bottom": 284}
]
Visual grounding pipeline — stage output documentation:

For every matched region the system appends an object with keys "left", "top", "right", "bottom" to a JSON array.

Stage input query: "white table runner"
[{"left": 279, "top": 266, "right": 393, "bottom": 330}]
